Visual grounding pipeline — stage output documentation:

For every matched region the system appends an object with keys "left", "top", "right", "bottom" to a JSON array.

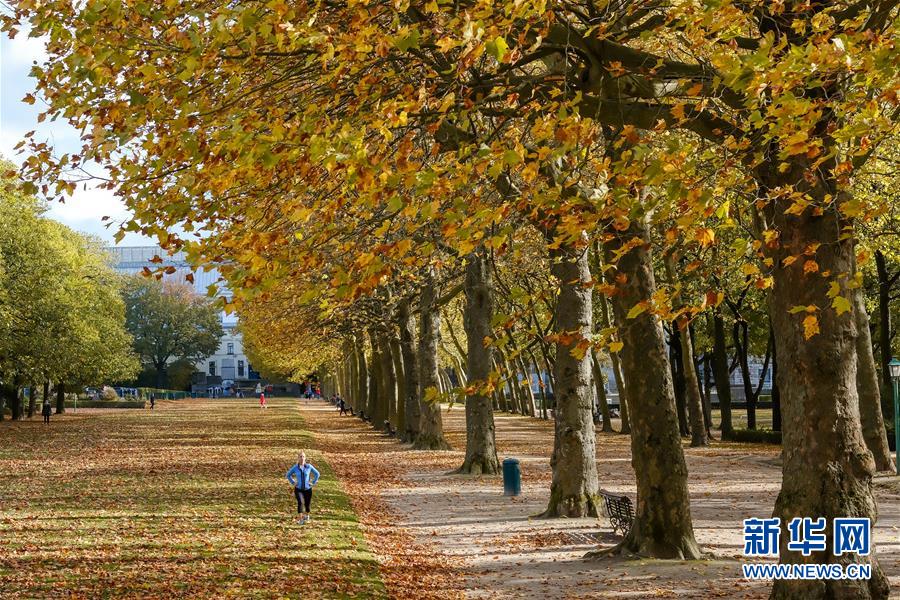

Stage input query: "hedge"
[
  {"left": 727, "top": 428, "right": 782, "bottom": 444},
  {"left": 64, "top": 400, "right": 146, "bottom": 409}
]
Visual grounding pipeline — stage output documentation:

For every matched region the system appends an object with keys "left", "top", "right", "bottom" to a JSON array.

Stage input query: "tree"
[
  {"left": 0, "top": 162, "right": 139, "bottom": 417},
  {"left": 122, "top": 276, "right": 222, "bottom": 388}
]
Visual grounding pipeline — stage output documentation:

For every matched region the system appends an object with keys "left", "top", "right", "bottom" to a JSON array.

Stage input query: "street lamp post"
[{"left": 890, "top": 358, "right": 900, "bottom": 476}]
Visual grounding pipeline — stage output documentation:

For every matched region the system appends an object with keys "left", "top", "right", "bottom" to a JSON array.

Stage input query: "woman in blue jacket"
[{"left": 286, "top": 451, "right": 320, "bottom": 524}]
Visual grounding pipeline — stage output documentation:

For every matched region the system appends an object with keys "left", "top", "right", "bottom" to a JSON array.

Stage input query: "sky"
[{"left": 1, "top": 27, "right": 149, "bottom": 246}]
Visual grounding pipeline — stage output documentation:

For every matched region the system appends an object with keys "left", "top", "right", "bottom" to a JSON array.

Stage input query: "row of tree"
[
  {"left": 8, "top": 1, "right": 899, "bottom": 598},
  {"left": 0, "top": 163, "right": 139, "bottom": 417},
  {"left": 0, "top": 164, "right": 226, "bottom": 414}
]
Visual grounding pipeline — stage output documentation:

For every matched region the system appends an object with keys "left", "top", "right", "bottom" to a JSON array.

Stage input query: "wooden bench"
[{"left": 600, "top": 489, "right": 634, "bottom": 537}]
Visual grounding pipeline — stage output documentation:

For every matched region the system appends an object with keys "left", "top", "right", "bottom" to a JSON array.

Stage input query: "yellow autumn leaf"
[
  {"left": 832, "top": 295, "right": 852, "bottom": 316},
  {"left": 627, "top": 302, "right": 648, "bottom": 319},
  {"left": 802, "top": 314, "right": 820, "bottom": 339}
]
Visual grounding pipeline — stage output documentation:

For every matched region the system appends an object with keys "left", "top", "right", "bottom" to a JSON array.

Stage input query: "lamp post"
[{"left": 890, "top": 358, "right": 900, "bottom": 476}]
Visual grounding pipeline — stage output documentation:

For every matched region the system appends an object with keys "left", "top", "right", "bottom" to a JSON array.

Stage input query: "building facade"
[{"left": 108, "top": 246, "right": 259, "bottom": 388}]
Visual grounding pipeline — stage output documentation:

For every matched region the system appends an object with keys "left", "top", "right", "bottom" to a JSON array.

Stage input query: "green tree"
[{"left": 122, "top": 276, "right": 223, "bottom": 388}]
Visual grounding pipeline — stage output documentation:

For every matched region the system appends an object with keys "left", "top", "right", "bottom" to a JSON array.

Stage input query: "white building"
[{"left": 107, "top": 246, "right": 259, "bottom": 384}]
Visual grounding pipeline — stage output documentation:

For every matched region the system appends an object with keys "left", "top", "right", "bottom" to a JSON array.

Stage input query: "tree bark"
[
  {"left": 390, "top": 330, "right": 406, "bottom": 434},
  {"left": 591, "top": 218, "right": 700, "bottom": 559},
  {"left": 669, "top": 324, "right": 690, "bottom": 436},
  {"left": 711, "top": 311, "right": 735, "bottom": 439},
  {"left": 458, "top": 248, "right": 500, "bottom": 475},
  {"left": 539, "top": 239, "right": 600, "bottom": 518},
  {"left": 354, "top": 334, "right": 368, "bottom": 416},
  {"left": 733, "top": 320, "right": 757, "bottom": 429},
  {"left": 377, "top": 330, "right": 397, "bottom": 433},
  {"left": 517, "top": 356, "right": 537, "bottom": 417},
  {"left": 853, "top": 278, "right": 894, "bottom": 471},
  {"left": 592, "top": 350, "right": 614, "bottom": 432},
  {"left": 677, "top": 318, "right": 709, "bottom": 446},
  {"left": 397, "top": 299, "right": 421, "bottom": 443},
  {"left": 529, "top": 351, "right": 549, "bottom": 420},
  {"left": 27, "top": 383, "right": 36, "bottom": 418},
  {"left": 664, "top": 253, "right": 708, "bottom": 446},
  {"left": 366, "top": 329, "right": 383, "bottom": 425},
  {"left": 55, "top": 382, "right": 65, "bottom": 414},
  {"left": 874, "top": 250, "right": 896, "bottom": 420},
  {"left": 11, "top": 384, "right": 22, "bottom": 421},
  {"left": 761, "top": 160, "right": 889, "bottom": 599},
  {"left": 415, "top": 276, "right": 450, "bottom": 450},
  {"left": 599, "top": 294, "right": 630, "bottom": 434}
]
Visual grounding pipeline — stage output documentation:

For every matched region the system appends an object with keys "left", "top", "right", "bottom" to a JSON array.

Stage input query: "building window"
[
  {"left": 238, "top": 360, "right": 245, "bottom": 377},
  {"left": 209, "top": 361, "right": 216, "bottom": 376},
  {"left": 227, "top": 342, "right": 234, "bottom": 355}
]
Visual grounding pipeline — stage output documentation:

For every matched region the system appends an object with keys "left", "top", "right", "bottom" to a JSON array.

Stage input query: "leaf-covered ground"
[
  {"left": 0, "top": 399, "right": 386, "bottom": 599},
  {"left": 298, "top": 402, "right": 900, "bottom": 599}
]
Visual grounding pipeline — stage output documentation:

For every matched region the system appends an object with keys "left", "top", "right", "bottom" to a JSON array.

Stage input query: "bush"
[
  {"left": 728, "top": 428, "right": 782, "bottom": 444},
  {"left": 100, "top": 386, "right": 119, "bottom": 401}
]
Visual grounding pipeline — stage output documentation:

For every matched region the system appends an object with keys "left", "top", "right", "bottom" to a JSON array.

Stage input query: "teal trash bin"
[{"left": 503, "top": 458, "right": 521, "bottom": 496}]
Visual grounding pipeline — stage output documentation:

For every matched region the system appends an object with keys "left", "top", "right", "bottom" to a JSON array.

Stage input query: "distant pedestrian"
[
  {"left": 149, "top": 394, "right": 155, "bottom": 410},
  {"left": 338, "top": 397, "right": 348, "bottom": 416},
  {"left": 285, "top": 451, "right": 320, "bottom": 525},
  {"left": 260, "top": 392, "right": 267, "bottom": 409},
  {"left": 41, "top": 400, "right": 52, "bottom": 424}
]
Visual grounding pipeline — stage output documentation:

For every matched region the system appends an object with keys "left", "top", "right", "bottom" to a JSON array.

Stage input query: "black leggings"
[{"left": 294, "top": 487, "right": 312, "bottom": 513}]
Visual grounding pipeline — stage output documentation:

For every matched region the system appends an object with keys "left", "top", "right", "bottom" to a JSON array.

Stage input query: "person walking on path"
[
  {"left": 259, "top": 392, "right": 267, "bottom": 409},
  {"left": 286, "top": 451, "right": 320, "bottom": 524},
  {"left": 41, "top": 400, "right": 52, "bottom": 424},
  {"left": 149, "top": 393, "right": 155, "bottom": 410},
  {"left": 338, "top": 396, "right": 348, "bottom": 416}
]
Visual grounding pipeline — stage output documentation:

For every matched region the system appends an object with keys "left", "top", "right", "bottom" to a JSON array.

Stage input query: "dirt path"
[{"left": 299, "top": 400, "right": 900, "bottom": 599}]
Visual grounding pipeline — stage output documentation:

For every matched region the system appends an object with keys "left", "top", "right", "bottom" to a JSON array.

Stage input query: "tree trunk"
[
  {"left": 700, "top": 352, "right": 714, "bottom": 437},
  {"left": 529, "top": 351, "right": 549, "bottom": 420},
  {"left": 354, "top": 334, "right": 368, "bottom": 416},
  {"left": 378, "top": 331, "right": 397, "bottom": 433},
  {"left": 55, "top": 382, "right": 65, "bottom": 414},
  {"left": 677, "top": 318, "right": 709, "bottom": 446},
  {"left": 539, "top": 239, "right": 600, "bottom": 518},
  {"left": 853, "top": 278, "right": 894, "bottom": 471},
  {"left": 155, "top": 365, "right": 167, "bottom": 389},
  {"left": 390, "top": 331, "right": 406, "bottom": 434},
  {"left": 518, "top": 356, "right": 537, "bottom": 417},
  {"left": 398, "top": 299, "right": 421, "bottom": 443},
  {"left": 458, "top": 248, "right": 500, "bottom": 475},
  {"left": 592, "top": 350, "right": 614, "bottom": 432},
  {"left": 874, "top": 250, "right": 895, "bottom": 420},
  {"left": 27, "top": 383, "right": 36, "bottom": 418},
  {"left": 9, "top": 384, "right": 22, "bottom": 420},
  {"left": 761, "top": 160, "right": 888, "bottom": 599},
  {"left": 711, "top": 311, "right": 735, "bottom": 438},
  {"left": 366, "top": 330, "right": 383, "bottom": 425},
  {"left": 592, "top": 219, "right": 700, "bottom": 559},
  {"left": 669, "top": 325, "right": 690, "bottom": 436},
  {"left": 664, "top": 253, "right": 709, "bottom": 446},
  {"left": 733, "top": 320, "right": 757, "bottom": 430},
  {"left": 415, "top": 276, "right": 450, "bottom": 450},
  {"left": 771, "top": 339, "right": 782, "bottom": 432},
  {"left": 599, "top": 295, "right": 630, "bottom": 434}
]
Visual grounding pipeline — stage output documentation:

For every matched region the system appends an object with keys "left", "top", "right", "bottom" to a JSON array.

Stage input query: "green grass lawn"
[
  {"left": 0, "top": 399, "right": 386, "bottom": 599},
  {"left": 710, "top": 408, "right": 775, "bottom": 431}
]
